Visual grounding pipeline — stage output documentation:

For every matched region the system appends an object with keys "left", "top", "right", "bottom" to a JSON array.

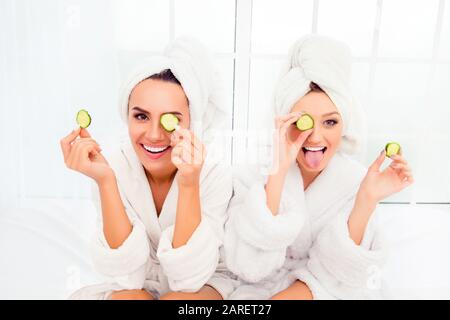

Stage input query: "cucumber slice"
[
  {"left": 296, "top": 113, "right": 314, "bottom": 131},
  {"left": 160, "top": 113, "right": 179, "bottom": 132},
  {"left": 385, "top": 142, "right": 401, "bottom": 158},
  {"left": 76, "top": 109, "right": 91, "bottom": 129}
]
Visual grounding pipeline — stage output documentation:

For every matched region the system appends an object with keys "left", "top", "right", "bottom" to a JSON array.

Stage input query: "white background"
[{"left": 1, "top": 0, "right": 449, "bottom": 210}]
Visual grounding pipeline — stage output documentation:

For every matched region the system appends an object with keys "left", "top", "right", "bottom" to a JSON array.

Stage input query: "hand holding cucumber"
[
  {"left": 357, "top": 146, "right": 413, "bottom": 204},
  {"left": 60, "top": 110, "right": 113, "bottom": 184},
  {"left": 273, "top": 112, "right": 313, "bottom": 172},
  {"left": 170, "top": 128, "right": 206, "bottom": 187}
]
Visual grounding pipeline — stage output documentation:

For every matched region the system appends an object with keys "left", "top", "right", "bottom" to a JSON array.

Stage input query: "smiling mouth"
[
  {"left": 302, "top": 146, "right": 327, "bottom": 153},
  {"left": 141, "top": 144, "right": 171, "bottom": 154},
  {"left": 302, "top": 146, "right": 327, "bottom": 169}
]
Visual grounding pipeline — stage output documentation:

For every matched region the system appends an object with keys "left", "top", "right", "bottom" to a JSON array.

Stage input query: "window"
[{"left": 0, "top": 0, "right": 449, "bottom": 207}]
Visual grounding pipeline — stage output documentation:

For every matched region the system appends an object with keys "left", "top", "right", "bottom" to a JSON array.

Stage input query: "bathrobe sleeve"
[
  {"left": 306, "top": 196, "right": 387, "bottom": 292},
  {"left": 89, "top": 182, "right": 151, "bottom": 290},
  {"left": 156, "top": 164, "right": 233, "bottom": 292},
  {"left": 223, "top": 167, "right": 306, "bottom": 283}
]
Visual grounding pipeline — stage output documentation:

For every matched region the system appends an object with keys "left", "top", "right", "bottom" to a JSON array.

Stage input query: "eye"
[
  {"left": 134, "top": 113, "right": 148, "bottom": 121},
  {"left": 324, "top": 119, "right": 338, "bottom": 127}
]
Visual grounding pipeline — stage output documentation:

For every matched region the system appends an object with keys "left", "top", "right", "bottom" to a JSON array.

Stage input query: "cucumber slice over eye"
[
  {"left": 76, "top": 109, "right": 91, "bottom": 129},
  {"left": 160, "top": 113, "right": 179, "bottom": 132},
  {"left": 296, "top": 113, "right": 314, "bottom": 131},
  {"left": 385, "top": 142, "right": 401, "bottom": 158}
]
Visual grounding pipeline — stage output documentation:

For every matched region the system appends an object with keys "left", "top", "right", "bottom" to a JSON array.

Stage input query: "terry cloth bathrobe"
[
  {"left": 224, "top": 35, "right": 386, "bottom": 300},
  {"left": 70, "top": 37, "right": 237, "bottom": 300}
]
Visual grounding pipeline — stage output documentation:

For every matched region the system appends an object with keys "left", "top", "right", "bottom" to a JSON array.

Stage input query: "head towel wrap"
[
  {"left": 118, "top": 36, "right": 229, "bottom": 145},
  {"left": 273, "top": 34, "right": 367, "bottom": 156}
]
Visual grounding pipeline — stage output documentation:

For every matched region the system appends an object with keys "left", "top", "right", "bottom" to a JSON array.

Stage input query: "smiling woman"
[
  {"left": 128, "top": 73, "right": 188, "bottom": 167},
  {"left": 61, "top": 37, "right": 236, "bottom": 300},
  {"left": 224, "top": 34, "right": 416, "bottom": 300},
  {"left": 289, "top": 82, "right": 343, "bottom": 182}
]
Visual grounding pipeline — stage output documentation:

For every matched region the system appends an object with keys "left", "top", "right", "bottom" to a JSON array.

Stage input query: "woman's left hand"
[
  {"left": 170, "top": 128, "right": 206, "bottom": 187},
  {"left": 358, "top": 150, "right": 414, "bottom": 204}
]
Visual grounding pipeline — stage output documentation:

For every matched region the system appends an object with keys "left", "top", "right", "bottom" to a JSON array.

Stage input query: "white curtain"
[{"left": 0, "top": 0, "right": 124, "bottom": 210}]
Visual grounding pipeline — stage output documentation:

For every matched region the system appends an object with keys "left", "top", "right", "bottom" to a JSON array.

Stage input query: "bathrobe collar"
[
  {"left": 303, "top": 152, "right": 366, "bottom": 216},
  {"left": 114, "top": 139, "right": 179, "bottom": 247}
]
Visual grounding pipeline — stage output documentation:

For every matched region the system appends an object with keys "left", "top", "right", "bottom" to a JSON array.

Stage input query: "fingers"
[
  {"left": 279, "top": 115, "right": 300, "bottom": 133},
  {"left": 399, "top": 172, "right": 414, "bottom": 183},
  {"left": 390, "top": 162, "right": 410, "bottom": 171},
  {"left": 170, "top": 128, "right": 206, "bottom": 167},
  {"left": 60, "top": 128, "right": 81, "bottom": 161},
  {"left": 171, "top": 144, "right": 191, "bottom": 166},
  {"left": 61, "top": 128, "right": 97, "bottom": 164},
  {"left": 71, "top": 138, "right": 100, "bottom": 153},
  {"left": 276, "top": 112, "right": 303, "bottom": 122},
  {"left": 369, "top": 150, "right": 386, "bottom": 172},
  {"left": 278, "top": 114, "right": 304, "bottom": 147},
  {"left": 171, "top": 128, "right": 204, "bottom": 154},
  {"left": 174, "top": 128, "right": 192, "bottom": 141},
  {"left": 180, "top": 128, "right": 202, "bottom": 153},
  {"left": 390, "top": 154, "right": 408, "bottom": 166},
  {"left": 391, "top": 162, "right": 414, "bottom": 183},
  {"left": 293, "top": 128, "right": 313, "bottom": 148},
  {"left": 172, "top": 147, "right": 192, "bottom": 165},
  {"left": 67, "top": 140, "right": 101, "bottom": 167},
  {"left": 73, "top": 141, "right": 99, "bottom": 169},
  {"left": 404, "top": 176, "right": 414, "bottom": 185},
  {"left": 389, "top": 153, "right": 413, "bottom": 181},
  {"left": 171, "top": 129, "right": 182, "bottom": 146},
  {"left": 80, "top": 128, "right": 92, "bottom": 138},
  {"left": 275, "top": 112, "right": 302, "bottom": 130},
  {"left": 65, "top": 138, "right": 101, "bottom": 169},
  {"left": 400, "top": 174, "right": 414, "bottom": 189},
  {"left": 171, "top": 138, "right": 205, "bottom": 166}
]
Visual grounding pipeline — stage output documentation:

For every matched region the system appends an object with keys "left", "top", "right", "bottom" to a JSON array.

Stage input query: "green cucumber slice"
[
  {"left": 385, "top": 142, "right": 401, "bottom": 158},
  {"left": 76, "top": 109, "right": 91, "bottom": 129},
  {"left": 296, "top": 114, "right": 314, "bottom": 131},
  {"left": 160, "top": 113, "right": 179, "bottom": 132}
]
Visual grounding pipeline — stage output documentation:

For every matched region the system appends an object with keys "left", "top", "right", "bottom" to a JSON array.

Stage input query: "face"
[
  {"left": 128, "top": 78, "right": 190, "bottom": 176},
  {"left": 288, "top": 90, "right": 343, "bottom": 173}
]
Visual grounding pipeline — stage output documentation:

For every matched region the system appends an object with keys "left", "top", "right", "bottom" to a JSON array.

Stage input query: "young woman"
[
  {"left": 62, "top": 37, "right": 236, "bottom": 300},
  {"left": 224, "top": 35, "right": 414, "bottom": 299}
]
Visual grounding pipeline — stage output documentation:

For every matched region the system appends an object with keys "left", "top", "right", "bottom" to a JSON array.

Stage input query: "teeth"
[
  {"left": 304, "top": 146, "right": 326, "bottom": 152},
  {"left": 143, "top": 145, "right": 169, "bottom": 153}
]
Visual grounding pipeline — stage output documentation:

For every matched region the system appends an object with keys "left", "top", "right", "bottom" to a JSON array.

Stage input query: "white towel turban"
[
  {"left": 118, "top": 37, "right": 229, "bottom": 145},
  {"left": 273, "top": 34, "right": 367, "bottom": 156}
]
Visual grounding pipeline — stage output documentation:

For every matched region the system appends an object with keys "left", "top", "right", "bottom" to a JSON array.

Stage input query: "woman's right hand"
[
  {"left": 273, "top": 112, "right": 312, "bottom": 173},
  {"left": 60, "top": 128, "right": 114, "bottom": 184},
  {"left": 265, "top": 113, "right": 312, "bottom": 215}
]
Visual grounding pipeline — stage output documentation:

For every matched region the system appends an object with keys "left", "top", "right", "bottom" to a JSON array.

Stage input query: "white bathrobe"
[
  {"left": 70, "top": 139, "right": 237, "bottom": 299},
  {"left": 224, "top": 152, "right": 387, "bottom": 300}
]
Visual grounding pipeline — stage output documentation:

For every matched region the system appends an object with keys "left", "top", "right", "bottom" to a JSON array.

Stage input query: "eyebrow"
[
  {"left": 321, "top": 112, "right": 340, "bottom": 117},
  {"left": 131, "top": 107, "right": 149, "bottom": 115},
  {"left": 131, "top": 107, "right": 183, "bottom": 116}
]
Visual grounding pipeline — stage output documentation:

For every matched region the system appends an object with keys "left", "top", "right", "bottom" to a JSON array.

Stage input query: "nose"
[
  {"left": 306, "top": 124, "right": 323, "bottom": 144},
  {"left": 144, "top": 118, "right": 165, "bottom": 141}
]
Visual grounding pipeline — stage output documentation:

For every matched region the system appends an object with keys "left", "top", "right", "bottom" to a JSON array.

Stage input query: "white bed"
[
  {"left": 0, "top": 199, "right": 102, "bottom": 299},
  {"left": 1, "top": 200, "right": 450, "bottom": 299},
  {"left": 369, "top": 204, "right": 450, "bottom": 299}
]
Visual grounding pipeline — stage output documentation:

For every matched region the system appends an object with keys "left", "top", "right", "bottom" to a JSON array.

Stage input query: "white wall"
[{"left": 1, "top": 0, "right": 449, "bottom": 210}]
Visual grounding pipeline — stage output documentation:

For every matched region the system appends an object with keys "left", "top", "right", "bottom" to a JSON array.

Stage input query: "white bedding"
[
  {"left": 371, "top": 204, "right": 450, "bottom": 299},
  {"left": 0, "top": 199, "right": 102, "bottom": 299},
  {"left": 0, "top": 201, "right": 449, "bottom": 299}
]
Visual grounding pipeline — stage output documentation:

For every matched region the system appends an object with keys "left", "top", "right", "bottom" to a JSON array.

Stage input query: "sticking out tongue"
[{"left": 305, "top": 150, "right": 325, "bottom": 169}]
